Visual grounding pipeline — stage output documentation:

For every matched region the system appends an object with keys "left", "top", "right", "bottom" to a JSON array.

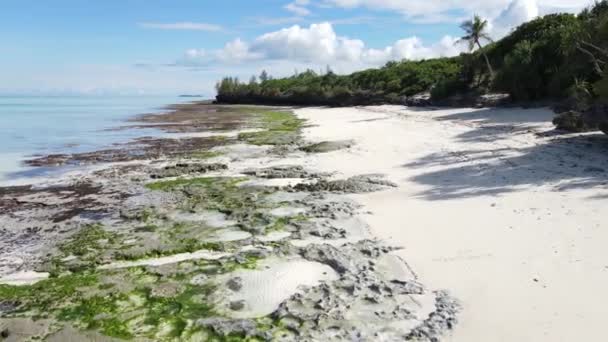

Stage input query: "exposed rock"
[
  {"left": 189, "top": 274, "right": 208, "bottom": 286},
  {"left": 150, "top": 163, "right": 227, "bottom": 179},
  {"left": 404, "top": 291, "right": 461, "bottom": 342},
  {"left": 243, "top": 165, "right": 326, "bottom": 179},
  {"left": 300, "top": 140, "right": 355, "bottom": 153},
  {"left": 300, "top": 244, "right": 354, "bottom": 274},
  {"left": 196, "top": 318, "right": 270, "bottom": 340},
  {"left": 291, "top": 174, "right": 397, "bottom": 194},
  {"left": 0, "top": 326, "right": 9, "bottom": 339},
  {"left": 229, "top": 300, "right": 246, "bottom": 311},
  {"left": 227, "top": 277, "right": 243, "bottom": 291},
  {"left": 0, "top": 300, "right": 20, "bottom": 315},
  {"left": 405, "top": 92, "right": 432, "bottom": 107},
  {"left": 271, "top": 240, "right": 457, "bottom": 341}
]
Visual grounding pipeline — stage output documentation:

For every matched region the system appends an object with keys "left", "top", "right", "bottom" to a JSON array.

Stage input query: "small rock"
[
  {"left": 229, "top": 300, "right": 246, "bottom": 311},
  {"left": 300, "top": 140, "right": 355, "bottom": 153},
  {"left": 227, "top": 277, "right": 243, "bottom": 291},
  {"left": 190, "top": 274, "right": 208, "bottom": 286}
]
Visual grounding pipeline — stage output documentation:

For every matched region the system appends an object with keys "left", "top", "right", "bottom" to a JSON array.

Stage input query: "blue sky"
[{"left": 0, "top": 0, "right": 593, "bottom": 96}]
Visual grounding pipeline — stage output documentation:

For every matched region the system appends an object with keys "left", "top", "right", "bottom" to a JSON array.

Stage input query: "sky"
[{"left": 0, "top": 0, "right": 595, "bottom": 96}]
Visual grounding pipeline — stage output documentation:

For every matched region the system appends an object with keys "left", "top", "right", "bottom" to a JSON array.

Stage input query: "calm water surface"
[{"left": 0, "top": 95, "right": 191, "bottom": 181}]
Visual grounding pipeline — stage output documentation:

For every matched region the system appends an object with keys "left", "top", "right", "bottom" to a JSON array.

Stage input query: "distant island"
[{"left": 178, "top": 94, "right": 205, "bottom": 98}]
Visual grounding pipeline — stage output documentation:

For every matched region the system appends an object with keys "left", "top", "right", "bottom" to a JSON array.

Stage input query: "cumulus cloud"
[
  {"left": 138, "top": 22, "right": 223, "bottom": 31},
  {"left": 324, "top": 0, "right": 593, "bottom": 26},
  {"left": 179, "top": 22, "right": 466, "bottom": 70},
  {"left": 171, "top": 0, "right": 595, "bottom": 89}
]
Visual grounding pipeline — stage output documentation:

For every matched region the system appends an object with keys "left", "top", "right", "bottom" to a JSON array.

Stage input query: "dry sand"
[{"left": 292, "top": 105, "right": 608, "bottom": 342}]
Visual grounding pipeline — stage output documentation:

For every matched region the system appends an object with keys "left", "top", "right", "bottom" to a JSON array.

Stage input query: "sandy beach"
[{"left": 292, "top": 105, "right": 608, "bottom": 341}]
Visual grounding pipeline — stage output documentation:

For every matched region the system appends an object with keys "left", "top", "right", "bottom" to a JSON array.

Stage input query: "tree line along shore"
[{"left": 215, "top": 1, "right": 608, "bottom": 135}]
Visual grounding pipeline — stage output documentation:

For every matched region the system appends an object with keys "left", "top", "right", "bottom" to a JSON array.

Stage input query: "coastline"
[
  {"left": 1, "top": 101, "right": 607, "bottom": 340},
  {"left": 0, "top": 102, "right": 458, "bottom": 341}
]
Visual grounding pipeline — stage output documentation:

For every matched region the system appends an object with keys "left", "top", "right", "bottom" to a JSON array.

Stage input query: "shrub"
[{"left": 553, "top": 111, "right": 595, "bottom": 132}]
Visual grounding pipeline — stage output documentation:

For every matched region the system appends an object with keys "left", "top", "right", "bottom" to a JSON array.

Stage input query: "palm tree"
[{"left": 459, "top": 15, "right": 494, "bottom": 78}]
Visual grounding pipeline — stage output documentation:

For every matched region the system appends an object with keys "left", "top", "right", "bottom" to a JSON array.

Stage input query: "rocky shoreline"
[{"left": 0, "top": 103, "right": 458, "bottom": 341}]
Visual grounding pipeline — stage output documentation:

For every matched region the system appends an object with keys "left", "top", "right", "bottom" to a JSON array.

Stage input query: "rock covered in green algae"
[
  {"left": 150, "top": 163, "right": 228, "bottom": 179},
  {"left": 243, "top": 165, "right": 328, "bottom": 179},
  {"left": 291, "top": 174, "right": 398, "bottom": 194}
]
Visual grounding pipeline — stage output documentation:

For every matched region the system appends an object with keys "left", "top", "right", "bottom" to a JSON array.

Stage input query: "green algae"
[
  {"left": 266, "top": 214, "right": 307, "bottom": 233},
  {"left": 57, "top": 293, "right": 132, "bottom": 339},
  {"left": 0, "top": 268, "right": 220, "bottom": 341},
  {"left": 59, "top": 224, "right": 119, "bottom": 258},
  {"left": 146, "top": 176, "right": 246, "bottom": 192},
  {"left": 238, "top": 110, "right": 304, "bottom": 146},
  {"left": 113, "top": 241, "right": 224, "bottom": 262},
  {"left": 0, "top": 272, "right": 99, "bottom": 316},
  {"left": 0, "top": 108, "right": 318, "bottom": 341},
  {"left": 47, "top": 224, "right": 125, "bottom": 273},
  {"left": 134, "top": 224, "right": 158, "bottom": 233}
]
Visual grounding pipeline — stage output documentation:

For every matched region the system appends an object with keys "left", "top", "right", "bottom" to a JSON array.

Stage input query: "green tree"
[
  {"left": 259, "top": 70, "right": 270, "bottom": 82},
  {"left": 459, "top": 15, "right": 494, "bottom": 78}
]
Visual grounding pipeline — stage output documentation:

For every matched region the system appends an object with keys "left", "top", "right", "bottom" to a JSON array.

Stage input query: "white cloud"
[
  {"left": 324, "top": 0, "right": 593, "bottom": 24},
  {"left": 167, "top": 0, "right": 596, "bottom": 94},
  {"left": 490, "top": 0, "right": 540, "bottom": 37},
  {"left": 180, "top": 22, "right": 465, "bottom": 70},
  {"left": 138, "top": 22, "right": 223, "bottom": 31},
  {"left": 284, "top": 0, "right": 312, "bottom": 16}
]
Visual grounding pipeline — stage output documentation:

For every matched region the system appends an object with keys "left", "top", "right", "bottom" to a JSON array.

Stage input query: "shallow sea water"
[{"left": 0, "top": 95, "right": 190, "bottom": 182}]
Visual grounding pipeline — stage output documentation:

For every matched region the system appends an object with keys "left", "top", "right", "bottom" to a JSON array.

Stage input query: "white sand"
[
  {"left": 218, "top": 258, "right": 338, "bottom": 319},
  {"left": 0, "top": 270, "right": 50, "bottom": 286},
  {"left": 293, "top": 105, "right": 608, "bottom": 342}
]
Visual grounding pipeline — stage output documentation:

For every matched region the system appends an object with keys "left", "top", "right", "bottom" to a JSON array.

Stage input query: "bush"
[
  {"left": 553, "top": 111, "right": 595, "bottom": 132},
  {"left": 431, "top": 77, "right": 469, "bottom": 100}
]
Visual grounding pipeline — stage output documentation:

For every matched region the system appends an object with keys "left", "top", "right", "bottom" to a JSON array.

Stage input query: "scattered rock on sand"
[
  {"left": 300, "top": 243, "right": 354, "bottom": 274},
  {"left": 292, "top": 174, "right": 397, "bottom": 193},
  {"left": 300, "top": 140, "right": 355, "bottom": 153},
  {"left": 243, "top": 165, "right": 327, "bottom": 179},
  {"left": 197, "top": 318, "right": 267, "bottom": 340},
  {"left": 227, "top": 277, "right": 243, "bottom": 291}
]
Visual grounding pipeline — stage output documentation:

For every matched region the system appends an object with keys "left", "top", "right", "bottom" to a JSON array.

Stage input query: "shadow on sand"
[{"left": 405, "top": 108, "right": 608, "bottom": 200}]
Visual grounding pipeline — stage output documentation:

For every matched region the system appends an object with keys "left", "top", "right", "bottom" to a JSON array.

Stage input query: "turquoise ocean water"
[{"left": 0, "top": 95, "right": 190, "bottom": 181}]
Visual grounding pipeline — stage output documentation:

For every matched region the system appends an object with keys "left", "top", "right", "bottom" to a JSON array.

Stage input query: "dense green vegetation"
[
  {"left": 216, "top": 1, "right": 608, "bottom": 133},
  {"left": 216, "top": 58, "right": 463, "bottom": 106}
]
